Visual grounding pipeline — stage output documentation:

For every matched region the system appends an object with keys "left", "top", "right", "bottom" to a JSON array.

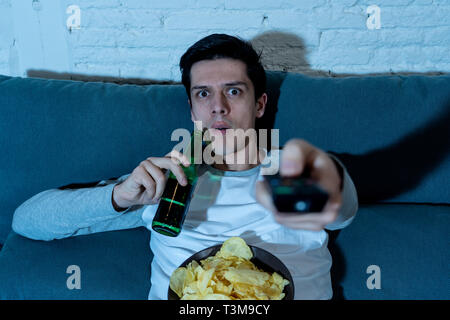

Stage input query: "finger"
[
  {"left": 280, "top": 139, "right": 318, "bottom": 177},
  {"left": 274, "top": 207, "right": 339, "bottom": 226},
  {"left": 273, "top": 194, "right": 341, "bottom": 228},
  {"left": 149, "top": 157, "right": 188, "bottom": 186},
  {"left": 308, "top": 154, "right": 342, "bottom": 204},
  {"left": 140, "top": 160, "right": 168, "bottom": 200},
  {"left": 134, "top": 165, "right": 157, "bottom": 200},
  {"left": 165, "top": 149, "right": 191, "bottom": 167},
  {"left": 255, "top": 180, "right": 278, "bottom": 213},
  {"left": 256, "top": 180, "right": 339, "bottom": 226},
  {"left": 282, "top": 140, "right": 342, "bottom": 205},
  {"left": 272, "top": 214, "right": 326, "bottom": 231},
  {"left": 320, "top": 200, "right": 341, "bottom": 224},
  {"left": 273, "top": 210, "right": 338, "bottom": 231}
]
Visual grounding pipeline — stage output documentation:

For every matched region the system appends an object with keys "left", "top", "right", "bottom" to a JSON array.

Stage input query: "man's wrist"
[{"left": 112, "top": 184, "right": 129, "bottom": 212}]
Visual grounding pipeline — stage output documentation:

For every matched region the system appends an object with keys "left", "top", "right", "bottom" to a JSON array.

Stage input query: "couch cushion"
[
  {"left": 0, "top": 227, "right": 152, "bottom": 299},
  {"left": 333, "top": 204, "right": 449, "bottom": 300}
]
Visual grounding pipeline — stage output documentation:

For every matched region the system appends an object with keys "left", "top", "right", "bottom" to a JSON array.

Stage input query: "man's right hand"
[{"left": 112, "top": 150, "right": 191, "bottom": 211}]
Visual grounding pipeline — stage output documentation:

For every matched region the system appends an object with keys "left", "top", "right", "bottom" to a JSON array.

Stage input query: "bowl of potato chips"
[{"left": 168, "top": 237, "right": 294, "bottom": 300}]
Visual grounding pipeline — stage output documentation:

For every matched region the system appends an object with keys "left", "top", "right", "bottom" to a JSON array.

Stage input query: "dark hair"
[{"left": 179, "top": 34, "right": 266, "bottom": 102}]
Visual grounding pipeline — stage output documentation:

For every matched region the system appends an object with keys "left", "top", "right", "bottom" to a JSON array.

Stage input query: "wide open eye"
[
  {"left": 227, "top": 88, "right": 241, "bottom": 96},
  {"left": 197, "top": 90, "right": 209, "bottom": 98}
]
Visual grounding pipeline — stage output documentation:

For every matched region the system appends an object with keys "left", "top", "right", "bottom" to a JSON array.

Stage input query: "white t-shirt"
[{"left": 142, "top": 162, "right": 357, "bottom": 300}]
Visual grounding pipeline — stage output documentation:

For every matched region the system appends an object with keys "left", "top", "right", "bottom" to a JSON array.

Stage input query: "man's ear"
[{"left": 256, "top": 93, "right": 268, "bottom": 118}]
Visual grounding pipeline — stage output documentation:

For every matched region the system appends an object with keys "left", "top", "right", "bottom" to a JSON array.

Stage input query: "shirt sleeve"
[
  {"left": 325, "top": 154, "right": 359, "bottom": 231},
  {"left": 11, "top": 174, "right": 146, "bottom": 241}
]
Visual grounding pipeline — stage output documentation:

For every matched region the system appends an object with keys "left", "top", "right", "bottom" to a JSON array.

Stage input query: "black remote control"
[{"left": 263, "top": 174, "right": 329, "bottom": 213}]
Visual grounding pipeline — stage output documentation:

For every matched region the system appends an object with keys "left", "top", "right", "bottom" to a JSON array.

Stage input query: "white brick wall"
[
  {"left": 0, "top": 0, "right": 448, "bottom": 80},
  {"left": 0, "top": 0, "right": 13, "bottom": 75}
]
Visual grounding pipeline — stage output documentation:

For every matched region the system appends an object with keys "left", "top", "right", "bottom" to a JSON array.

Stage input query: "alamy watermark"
[
  {"left": 66, "top": 4, "right": 81, "bottom": 30},
  {"left": 66, "top": 264, "right": 81, "bottom": 290},
  {"left": 366, "top": 265, "right": 381, "bottom": 290},
  {"left": 366, "top": 5, "right": 381, "bottom": 30}
]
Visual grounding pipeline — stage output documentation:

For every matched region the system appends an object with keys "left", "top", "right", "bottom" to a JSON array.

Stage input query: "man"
[{"left": 12, "top": 34, "right": 358, "bottom": 299}]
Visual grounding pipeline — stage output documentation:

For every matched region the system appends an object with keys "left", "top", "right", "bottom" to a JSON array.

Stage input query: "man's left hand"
[{"left": 256, "top": 138, "right": 342, "bottom": 231}]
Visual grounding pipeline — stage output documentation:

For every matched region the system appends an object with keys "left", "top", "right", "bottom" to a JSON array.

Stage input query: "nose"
[{"left": 210, "top": 93, "right": 229, "bottom": 115}]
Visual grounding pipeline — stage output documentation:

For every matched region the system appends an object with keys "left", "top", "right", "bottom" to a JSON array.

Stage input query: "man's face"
[{"left": 189, "top": 58, "right": 267, "bottom": 156}]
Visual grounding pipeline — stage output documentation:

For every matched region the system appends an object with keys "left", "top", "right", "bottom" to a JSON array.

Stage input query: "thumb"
[{"left": 280, "top": 139, "right": 315, "bottom": 177}]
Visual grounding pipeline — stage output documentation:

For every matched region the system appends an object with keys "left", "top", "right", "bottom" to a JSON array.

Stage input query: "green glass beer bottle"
[{"left": 151, "top": 129, "right": 203, "bottom": 237}]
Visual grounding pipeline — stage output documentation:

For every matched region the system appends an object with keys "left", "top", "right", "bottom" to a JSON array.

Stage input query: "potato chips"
[{"left": 169, "top": 237, "right": 290, "bottom": 300}]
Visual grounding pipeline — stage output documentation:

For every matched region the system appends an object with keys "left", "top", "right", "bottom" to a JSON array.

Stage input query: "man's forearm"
[{"left": 12, "top": 175, "right": 144, "bottom": 241}]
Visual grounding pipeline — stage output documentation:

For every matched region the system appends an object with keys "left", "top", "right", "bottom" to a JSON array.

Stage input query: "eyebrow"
[
  {"left": 224, "top": 81, "right": 248, "bottom": 88},
  {"left": 191, "top": 81, "right": 249, "bottom": 92}
]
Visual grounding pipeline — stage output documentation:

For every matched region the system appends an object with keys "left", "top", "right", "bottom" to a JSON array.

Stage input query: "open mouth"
[
  {"left": 211, "top": 121, "right": 232, "bottom": 135},
  {"left": 212, "top": 127, "right": 231, "bottom": 135}
]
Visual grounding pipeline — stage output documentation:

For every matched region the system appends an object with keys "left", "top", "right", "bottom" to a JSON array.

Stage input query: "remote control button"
[{"left": 295, "top": 201, "right": 307, "bottom": 211}]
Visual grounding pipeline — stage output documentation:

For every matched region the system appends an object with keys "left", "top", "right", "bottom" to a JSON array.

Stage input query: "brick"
[
  {"left": 72, "top": 46, "right": 172, "bottom": 64},
  {"left": 320, "top": 28, "right": 425, "bottom": 49},
  {"left": 115, "top": 30, "right": 207, "bottom": 48},
  {"left": 0, "top": 29, "right": 13, "bottom": 47},
  {"left": 423, "top": 27, "right": 450, "bottom": 45},
  {"left": 330, "top": 0, "right": 359, "bottom": 7},
  {"left": 125, "top": 64, "right": 174, "bottom": 80},
  {"left": 224, "top": 0, "right": 295, "bottom": 10},
  {"left": 68, "top": 28, "right": 116, "bottom": 47},
  {"left": 356, "top": 0, "right": 416, "bottom": 5},
  {"left": 164, "top": 10, "right": 262, "bottom": 30},
  {"left": 312, "top": 6, "right": 367, "bottom": 29},
  {"left": 0, "top": 2, "right": 13, "bottom": 46},
  {"left": 82, "top": 8, "right": 161, "bottom": 28},
  {"left": 269, "top": 7, "right": 366, "bottom": 30},
  {"left": 0, "top": 64, "right": 9, "bottom": 76},
  {"left": 72, "top": 27, "right": 216, "bottom": 51},
  {"left": 122, "top": 0, "right": 224, "bottom": 9},
  {"left": 75, "top": 0, "right": 121, "bottom": 9},
  {"left": 73, "top": 62, "right": 121, "bottom": 77},
  {"left": 422, "top": 46, "right": 450, "bottom": 63},
  {"left": 381, "top": 5, "right": 450, "bottom": 27},
  {"left": 267, "top": 11, "right": 315, "bottom": 29},
  {"left": 316, "top": 46, "right": 372, "bottom": 67},
  {"left": 370, "top": 46, "right": 425, "bottom": 66},
  {"left": 0, "top": 48, "right": 8, "bottom": 61},
  {"left": 412, "top": 0, "right": 434, "bottom": 4},
  {"left": 73, "top": 62, "right": 175, "bottom": 80}
]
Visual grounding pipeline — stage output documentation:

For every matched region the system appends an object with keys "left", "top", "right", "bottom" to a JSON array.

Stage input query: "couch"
[{"left": 0, "top": 71, "right": 448, "bottom": 299}]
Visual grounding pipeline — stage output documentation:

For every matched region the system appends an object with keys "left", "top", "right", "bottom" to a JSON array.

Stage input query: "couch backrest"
[{"left": 0, "top": 72, "right": 449, "bottom": 243}]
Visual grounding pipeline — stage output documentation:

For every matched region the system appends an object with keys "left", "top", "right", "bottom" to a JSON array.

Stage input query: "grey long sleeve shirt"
[{"left": 12, "top": 174, "right": 145, "bottom": 241}]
